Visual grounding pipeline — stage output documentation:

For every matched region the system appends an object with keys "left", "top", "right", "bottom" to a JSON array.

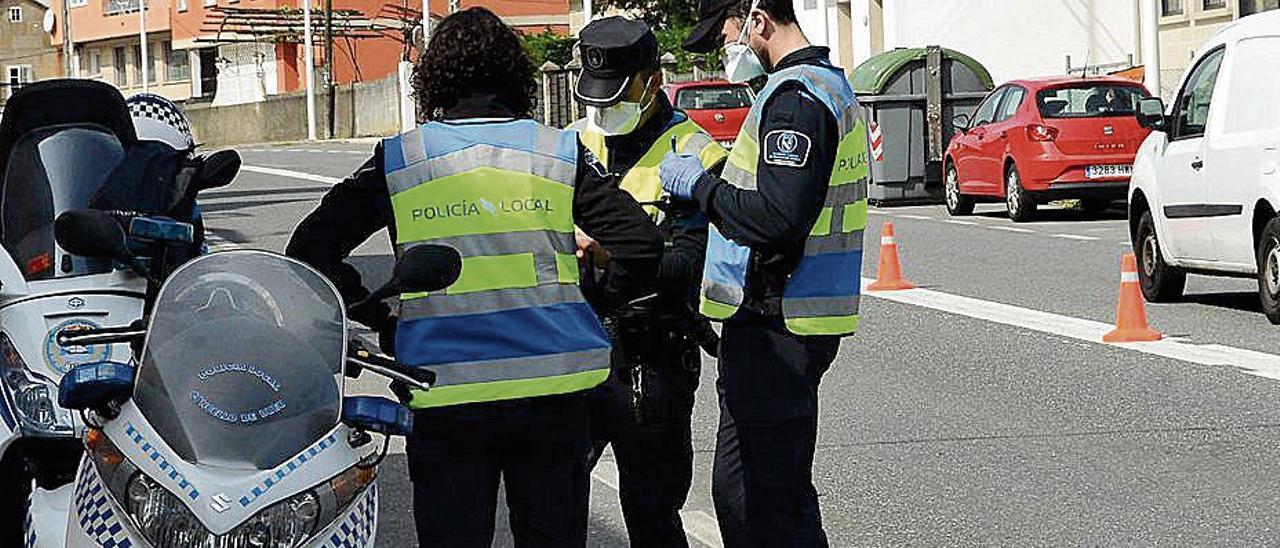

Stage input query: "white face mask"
[
  {"left": 586, "top": 75, "right": 657, "bottom": 136},
  {"left": 723, "top": 1, "right": 766, "bottom": 84}
]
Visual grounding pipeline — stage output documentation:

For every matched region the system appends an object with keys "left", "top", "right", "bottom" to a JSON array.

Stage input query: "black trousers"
[
  {"left": 406, "top": 395, "right": 591, "bottom": 548},
  {"left": 712, "top": 314, "right": 839, "bottom": 548},
  {"left": 589, "top": 342, "right": 700, "bottom": 548}
]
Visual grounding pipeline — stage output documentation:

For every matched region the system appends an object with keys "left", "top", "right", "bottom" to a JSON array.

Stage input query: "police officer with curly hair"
[{"left": 286, "top": 8, "right": 662, "bottom": 546}]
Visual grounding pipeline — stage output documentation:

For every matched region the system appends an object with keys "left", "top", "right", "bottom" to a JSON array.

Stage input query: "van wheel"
[
  {"left": 1257, "top": 218, "right": 1280, "bottom": 324},
  {"left": 945, "top": 164, "right": 974, "bottom": 216},
  {"left": 1137, "top": 209, "right": 1185, "bottom": 302},
  {"left": 1005, "top": 164, "right": 1036, "bottom": 222}
]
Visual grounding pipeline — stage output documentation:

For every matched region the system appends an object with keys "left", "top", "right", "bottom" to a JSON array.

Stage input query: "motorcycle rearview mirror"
[
  {"left": 196, "top": 149, "right": 241, "bottom": 191},
  {"left": 357, "top": 245, "right": 462, "bottom": 308},
  {"left": 54, "top": 210, "right": 132, "bottom": 260},
  {"left": 58, "top": 361, "right": 135, "bottom": 412},
  {"left": 341, "top": 396, "right": 413, "bottom": 436}
]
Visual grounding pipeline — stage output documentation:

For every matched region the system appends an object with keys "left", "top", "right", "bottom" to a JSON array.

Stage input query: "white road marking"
[
  {"left": 241, "top": 165, "right": 343, "bottom": 185},
  {"left": 592, "top": 457, "right": 723, "bottom": 547},
  {"left": 989, "top": 226, "right": 1035, "bottom": 234},
  {"left": 1052, "top": 234, "right": 1099, "bottom": 241},
  {"left": 943, "top": 219, "right": 978, "bottom": 226},
  {"left": 864, "top": 278, "right": 1280, "bottom": 382},
  {"left": 1119, "top": 241, "right": 1133, "bottom": 246},
  {"left": 896, "top": 214, "right": 933, "bottom": 220}
]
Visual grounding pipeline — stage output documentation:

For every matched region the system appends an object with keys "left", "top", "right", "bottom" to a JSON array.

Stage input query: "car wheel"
[
  {"left": 1005, "top": 164, "right": 1036, "bottom": 222},
  {"left": 945, "top": 164, "right": 975, "bottom": 216},
  {"left": 1257, "top": 217, "right": 1280, "bottom": 325},
  {"left": 1136, "top": 209, "right": 1186, "bottom": 302}
]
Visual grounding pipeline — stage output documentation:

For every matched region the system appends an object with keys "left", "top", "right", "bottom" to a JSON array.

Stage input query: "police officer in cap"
[
  {"left": 570, "top": 16, "right": 727, "bottom": 548},
  {"left": 660, "top": 0, "right": 871, "bottom": 546}
]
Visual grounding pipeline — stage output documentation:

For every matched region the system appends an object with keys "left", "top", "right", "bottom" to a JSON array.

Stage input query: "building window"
[
  {"left": 90, "top": 51, "right": 101, "bottom": 76},
  {"left": 114, "top": 46, "right": 127, "bottom": 86},
  {"left": 1162, "top": 0, "right": 1184, "bottom": 15},
  {"left": 203, "top": 0, "right": 215, "bottom": 7},
  {"left": 1240, "top": 0, "right": 1280, "bottom": 14},
  {"left": 165, "top": 41, "right": 189, "bottom": 81},
  {"left": 1203, "top": 0, "right": 1227, "bottom": 8},
  {"left": 5, "top": 65, "right": 32, "bottom": 99},
  {"left": 7, "top": 6, "right": 21, "bottom": 22},
  {"left": 131, "top": 44, "right": 157, "bottom": 84},
  {"left": 176, "top": 0, "right": 186, "bottom": 10}
]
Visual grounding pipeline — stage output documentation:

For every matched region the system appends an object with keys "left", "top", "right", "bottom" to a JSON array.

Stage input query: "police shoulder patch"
[{"left": 763, "top": 129, "right": 812, "bottom": 168}]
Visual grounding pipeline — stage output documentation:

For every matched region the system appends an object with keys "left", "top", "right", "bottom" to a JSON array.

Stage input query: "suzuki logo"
[
  {"left": 714, "top": 113, "right": 725, "bottom": 123},
  {"left": 1103, "top": 125, "right": 1114, "bottom": 135},
  {"left": 210, "top": 493, "right": 233, "bottom": 513},
  {"left": 67, "top": 297, "right": 85, "bottom": 309}
]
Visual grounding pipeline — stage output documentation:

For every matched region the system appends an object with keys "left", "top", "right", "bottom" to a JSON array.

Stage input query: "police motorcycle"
[
  {"left": 0, "top": 79, "right": 239, "bottom": 545},
  {"left": 30, "top": 216, "right": 460, "bottom": 547}
]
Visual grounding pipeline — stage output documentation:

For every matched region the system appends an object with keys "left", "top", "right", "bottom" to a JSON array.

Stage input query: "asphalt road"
[{"left": 202, "top": 140, "right": 1280, "bottom": 547}]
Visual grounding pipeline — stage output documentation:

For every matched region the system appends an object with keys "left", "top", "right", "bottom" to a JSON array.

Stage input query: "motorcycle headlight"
[
  {"left": 0, "top": 333, "right": 73, "bottom": 435},
  {"left": 126, "top": 472, "right": 320, "bottom": 548}
]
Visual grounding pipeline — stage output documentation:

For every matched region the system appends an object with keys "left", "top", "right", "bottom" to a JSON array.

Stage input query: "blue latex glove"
[{"left": 659, "top": 151, "right": 705, "bottom": 200}]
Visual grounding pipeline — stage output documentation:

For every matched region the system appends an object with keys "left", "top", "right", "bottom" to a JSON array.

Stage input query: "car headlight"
[
  {"left": 0, "top": 332, "right": 73, "bottom": 435},
  {"left": 126, "top": 472, "right": 320, "bottom": 548}
]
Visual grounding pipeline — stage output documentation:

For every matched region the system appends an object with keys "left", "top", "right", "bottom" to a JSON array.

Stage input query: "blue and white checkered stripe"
[
  {"left": 123, "top": 421, "right": 200, "bottom": 501},
  {"left": 23, "top": 495, "right": 36, "bottom": 548},
  {"left": 73, "top": 458, "right": 134, "bottom": 548},
  {"left": 325, "top": 483, "right": 377, "bottom": 548},
  {"left": 240, "top": 433, "right": 339, "bottom": 508}
]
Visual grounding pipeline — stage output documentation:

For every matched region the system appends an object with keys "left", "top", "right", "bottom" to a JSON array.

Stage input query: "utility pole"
[
  {"left": 60, "top": 0, "right": 73, "bottom": 77},
  {"left": 139, "top": 0, "right": 148, "bottom": 92},
  {"left": 304, "top": 0, "right": 317, "bottom": 141},
  {"left": 1140, "top": 0, "right": 1161, "bottom": 97},
  {"left": 325, "top": 0, "right": 335, "bottom": 139}
]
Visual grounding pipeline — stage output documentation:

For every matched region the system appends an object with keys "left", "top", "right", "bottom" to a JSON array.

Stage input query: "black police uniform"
[
  {"left": 573, "top": 18, "right": 722, "bottom": 548},
  {"left": 585, "top": 94, "right": 719, "bottom": 548},
  {"left": 286, "top": 93, "right": 662, "bottom": 547},
  {"left": 687, "top": 47, "right": 844, "bottom": 548}
]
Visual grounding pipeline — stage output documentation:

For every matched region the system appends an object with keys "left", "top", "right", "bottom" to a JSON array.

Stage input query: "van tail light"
[{"left": 1026, "top": 124, "right": 1059, "bottom": 142}]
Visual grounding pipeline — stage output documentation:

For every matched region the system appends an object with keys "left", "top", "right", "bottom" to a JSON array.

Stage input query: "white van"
[{"left": 1128, "top": 10, "right": 1280, "bottom": 323}]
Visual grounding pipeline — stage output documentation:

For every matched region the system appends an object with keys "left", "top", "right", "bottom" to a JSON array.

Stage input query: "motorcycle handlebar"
[{"left": 347, "top": 340, "right": 435, "bottom": 391}]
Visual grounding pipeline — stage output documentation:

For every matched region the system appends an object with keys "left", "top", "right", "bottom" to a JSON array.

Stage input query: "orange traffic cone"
[
  {"left": 868, "top": 221, "right": 916, "bottom": 291},
  {"left": 1103, "top": 253, "right": 1162, "bottom": 343}
]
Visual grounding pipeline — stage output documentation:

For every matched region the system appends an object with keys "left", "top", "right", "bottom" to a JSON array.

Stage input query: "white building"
[{"left": 795, "top": 0, "right": 1149, "bottom": 84}]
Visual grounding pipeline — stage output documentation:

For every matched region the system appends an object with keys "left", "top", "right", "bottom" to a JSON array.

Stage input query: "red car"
[
  {"left": 662, "top": 81, "right": 754, "bottom": 148},
  {"left": 944, "top": 76, "right": 1152, "bottom": 221}
]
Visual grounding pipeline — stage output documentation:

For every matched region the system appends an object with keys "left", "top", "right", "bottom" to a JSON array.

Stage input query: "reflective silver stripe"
[
  {"left": 679, "top": 131, "right": 716, "bottom": 157},
  {"left": 805, "top": 230, "right": 864, "bottom": 255},
  {"left": 400, "top": 284, "right": 585, "bottom": 319},
  {"left": 783, "top": 295, "right": 861, "bottom": 318},
  {"left": 536, "top": 126, "right": 563, "bottom": 157},
  {"left": 825, "top": 181, "right": 869, "bottom": 206},
  {"left": 534, "top": 253, "right": 559, "bottom": 285},
  {"left": 702, "top": 279, "right": 745, "bottom": 307},
  {"left": 397, "top": 231, "right": 575, "bottom": 258},
  {"left": 721, "top": 161, "right": 757, "bottom": 190},
  {"left": 388, "top": 144, "right": 577, "bottom": 195},
  {"left": 402, "top": 128, "right": 426, "bottom": 166},
  {"left": 428, "top": 347, "right": 612, "bottom": 387}
]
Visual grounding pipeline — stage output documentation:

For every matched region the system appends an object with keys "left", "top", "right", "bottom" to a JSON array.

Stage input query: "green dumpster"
[{"left": 851, "top": 46, "right": 994, "bottom": 205}]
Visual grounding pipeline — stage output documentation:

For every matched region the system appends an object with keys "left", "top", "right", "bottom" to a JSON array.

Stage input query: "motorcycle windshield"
[
  {"left": 1, "top": 124, "right": 124, "bottom": 280},
  {"left": 134, "top": 251, "right": 346, "bottom": 470}
]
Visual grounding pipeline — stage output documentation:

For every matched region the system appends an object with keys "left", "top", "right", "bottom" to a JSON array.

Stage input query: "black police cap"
[
  {"left": 574, "top": 16, "right": 659, "bottom": 107},
  {"left": 683, "top": 0, "right": 738, "bottom": 54}
]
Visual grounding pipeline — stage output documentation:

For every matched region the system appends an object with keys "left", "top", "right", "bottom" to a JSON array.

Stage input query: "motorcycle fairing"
[{"left": 97, "top": 401, "right": 361, "bottom": 535}]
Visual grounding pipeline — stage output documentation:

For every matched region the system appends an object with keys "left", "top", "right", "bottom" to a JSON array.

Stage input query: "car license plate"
[{"left": 1085, "top": 164, "right": 1132, "bottom": 179}]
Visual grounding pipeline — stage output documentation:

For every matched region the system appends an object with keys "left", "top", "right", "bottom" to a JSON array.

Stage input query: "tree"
[
  {"left": 523, "top": 28, "right": 576, "bottom": 66},
  {"left": 597, "top": 0, "right": 722, "bottom": 74}
]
